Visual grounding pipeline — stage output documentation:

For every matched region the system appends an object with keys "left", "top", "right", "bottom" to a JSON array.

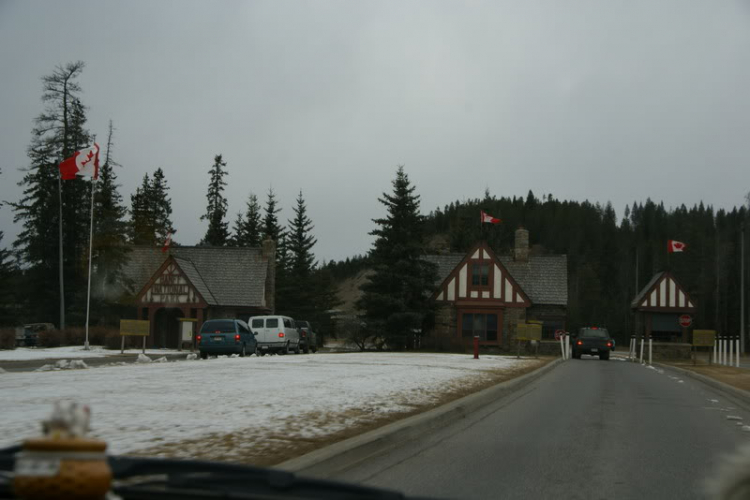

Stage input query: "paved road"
[{"left": 335, "top": 357, "right": 750, "bottom": 500}]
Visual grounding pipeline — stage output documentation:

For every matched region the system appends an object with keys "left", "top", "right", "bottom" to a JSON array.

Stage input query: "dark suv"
[
  {"left": 572, "top": 327, "right": 613, "bottom": 360},
  {"left": 295, "top": 320, "right": 318, "bottom": 354}
]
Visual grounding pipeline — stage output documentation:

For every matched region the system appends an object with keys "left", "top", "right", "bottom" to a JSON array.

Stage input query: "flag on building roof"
[
  {"left": 161, "top": 232, "right": 173, "bottom": 254},
  {"left": 59, "top": 144, "right": 100, "bottom": 180},
  {"left": 668, "top": 240, "right": 686, "bottom": 253},
  {"left": 480, "top": 210, "right": 502, "bottom": 224}
]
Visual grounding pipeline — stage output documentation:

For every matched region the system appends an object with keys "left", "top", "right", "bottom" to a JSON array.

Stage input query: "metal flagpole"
[
  {"left": 84, "top": 178, "right": 97, "bottom": 350},
  {"left": 58, "top": 175, "right": 65, "bottom": 331}
]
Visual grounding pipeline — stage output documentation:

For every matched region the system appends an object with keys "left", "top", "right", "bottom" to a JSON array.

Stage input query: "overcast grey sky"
[{"left": 1, "top": 0, "right": 749, "bottom": 262}]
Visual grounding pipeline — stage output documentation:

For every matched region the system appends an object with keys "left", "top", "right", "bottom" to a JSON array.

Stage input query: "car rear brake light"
[
  {"left": 214, "top": 330, "right": 221, "bottom": 334},
  {"left": 235, "top": 334, "right": 240, "bottom": 340},
  {"left": 576, "top": 340, "right": 583, "bottom": 346},
  {"left": 591, "top": 327, "right": 598, "bottom": 330},
  {"left": 301, "top": 331, "right": 307, "bottom": 337},
  {"left": 606, "top": 342, "right": 612, "bottom": 347},
  {"left": 278, "top": 332, "right": 285, "bottom": 338},
  {"left": 196, "top": 335, "right": 202, "bottom": 343}
]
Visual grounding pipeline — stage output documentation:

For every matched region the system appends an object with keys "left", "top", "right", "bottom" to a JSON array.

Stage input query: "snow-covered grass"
[
  {"left": 0, "top": 345, "right": 184, "bottom": 361},
  {"left": 0, "top": 353, "right": 536, "bottom": 461}
]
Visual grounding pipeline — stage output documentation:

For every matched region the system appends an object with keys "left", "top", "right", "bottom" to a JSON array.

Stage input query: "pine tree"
[
  {"left": 263, "top": 188, "right": 283, "bottom": 242},
  {"left": 287, "top": 191, "right": 317, "bottom": 278},
  {"left": 0, "top": 168, "right": 17, "bottom": 326},
  {"left": 231, "top": 193, "right": 263, "bottom": 247},
  {"left": 11, "top": 61, "right": 93, "bottom": 327},
  {"left": 130, "top": 174, "right": 156, "bottom": 245},
  {"left": 201, "top": 154, "right": 229, "bottom": 246},
  {"left": 151, "top": 168, "right": 175, "bottom": 245},
  {"left": 130, "top": 168, "right": 174, "bottom": 246},
  {"left": 357, "top": 166, "right": 437, "bottom": 349},
  {"left": 93, "top": 121, "right": 129, "bottom": 299},
  {"left": 281, "top": 191, "right": 318, "bottom": 319}
]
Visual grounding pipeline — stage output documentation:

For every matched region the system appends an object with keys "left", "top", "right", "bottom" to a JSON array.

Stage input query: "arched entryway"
[{"left": 154, "top": 307, "right": 183, "bottom": 348}]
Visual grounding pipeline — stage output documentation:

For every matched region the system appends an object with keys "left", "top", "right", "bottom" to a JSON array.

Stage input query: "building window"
[
  {"left": 472, "top": 263, "right": 489, "bottom": 286},
  {"left": 461, "top": 313, "right": 498, "bottom": 341}
]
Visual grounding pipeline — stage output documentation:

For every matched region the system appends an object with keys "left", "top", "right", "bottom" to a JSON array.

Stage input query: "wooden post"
[
  {"left": 120, "top": 336, "right": 125, "bottom": 355},
  {"left": 142, "top": 335, "right": 146, "bottom": 355}
]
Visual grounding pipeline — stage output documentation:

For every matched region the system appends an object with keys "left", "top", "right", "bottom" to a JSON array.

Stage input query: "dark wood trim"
[
  {"left": 431, "top": 241, "right": 532, "bottom": 307},
  {"left": 135, "top": 256, "right": 211, "bottom": 307}
]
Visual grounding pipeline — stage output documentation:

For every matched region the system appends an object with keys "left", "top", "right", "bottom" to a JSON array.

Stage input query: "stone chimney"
[
  {"left": 514, "top": 227, "right": 529, "bottom": 262},
  {"left": 262, "top": 237, "right": 276, "bottom": 312}
]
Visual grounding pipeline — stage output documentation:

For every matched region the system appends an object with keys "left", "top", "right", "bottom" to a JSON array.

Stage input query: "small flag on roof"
[{"left": 481, "top": 210, "right": 502, "bottom": 224}]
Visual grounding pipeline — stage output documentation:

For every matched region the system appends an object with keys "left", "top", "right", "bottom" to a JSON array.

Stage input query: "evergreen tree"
[
  {"left": 263, "top": 188, "right": 283, "bottom": 242},
  {"left": 129, "top": 168, "right": 174, "bottom": 246},
  {"left": 287, "top": 191, "right": 317, "bottom": 278},
  {"left": 280, "top": 191, "right": 318, "bottom": 319},
  {"left": 93, "top": 120, "right": 129, "bottom": 299},
  {"left": 357, "top": 166, "right": 438, "bottom": 349},
  {"left": 201, "top": 154, "right": 229, "bottom": 246},
  {"left": 11, "top": 61, "right": 92, "bottom": 327},
  {"left": 151, "top": 168, "right": 174, "bottom": 245},
  {"left": 130, "top": 175, "right": 156, "bottom": 245},
  {"left": 231, "top": 193, "right": 262, "bottom": 247},
  {"left": 0, "top": 168, "right": 17, "bottom": 326}
]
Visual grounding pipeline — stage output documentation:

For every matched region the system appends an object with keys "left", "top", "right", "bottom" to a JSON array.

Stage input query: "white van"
[{"left": 249, "top": 315, "right": 301, "bottom": 355}]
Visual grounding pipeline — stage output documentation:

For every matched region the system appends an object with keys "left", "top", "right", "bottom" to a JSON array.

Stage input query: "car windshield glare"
[{"left": 200, "top": 320, "right": 235, "bottom": 334}]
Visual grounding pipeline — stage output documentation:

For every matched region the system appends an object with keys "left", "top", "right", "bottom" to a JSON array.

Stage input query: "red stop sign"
[{"left": 679, "top": 315, "right": 692, "bottom": 327}]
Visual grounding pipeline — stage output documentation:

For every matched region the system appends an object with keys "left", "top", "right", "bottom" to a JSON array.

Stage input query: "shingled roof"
[
  {"left": 424, "top": 252, "right": 568, "bottom": 306},
  {"left": 122, "top": 246, "right": 269, "bottom": 307}
]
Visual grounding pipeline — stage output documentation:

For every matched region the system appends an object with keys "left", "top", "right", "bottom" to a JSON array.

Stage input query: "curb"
[
  {"left": 278, "top": 357, "right": 563, "bottom": 478},
  {"left": 654, "top": 362, "right": 750, "bottom": 410}
]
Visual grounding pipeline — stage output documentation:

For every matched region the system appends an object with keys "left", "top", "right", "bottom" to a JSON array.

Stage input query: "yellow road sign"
[
  {"left": 692, "top": 330, "right": 715, "bottom": 347},
  {"left": 119, "top": 319, "right": 150, "bottom": 336},
  {"left": 517, "top": 323, "right": 542, "bottom": 341}
]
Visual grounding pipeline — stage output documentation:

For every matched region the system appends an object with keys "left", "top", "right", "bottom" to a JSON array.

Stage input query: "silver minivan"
[{"left": 249, "top": 315, "right": 301, "bottom": 355}]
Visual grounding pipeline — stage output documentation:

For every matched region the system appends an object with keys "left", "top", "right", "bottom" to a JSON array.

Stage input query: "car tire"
[
  {"left": 600, "top": 352, "right": 610, "bottom": 360},
  {"left": 303, "top": 344, "right": 309, "bottom": 354},
  {"left": 239, "top": 345, "right": 246, "bottom": 357},
  {"left": 311, "top": 347, "right": 317, "bottom": 353},
  {"left": 257, "top": 349, "right": 266, "bottom": 357},
  {"left": 200, "top": 351, "right": 208, "bottom": 360},
  {"left": 294, "top": 342, "right": 301, "bottom": 354}
]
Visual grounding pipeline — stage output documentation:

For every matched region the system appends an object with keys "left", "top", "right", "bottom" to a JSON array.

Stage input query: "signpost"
[
  {"left": 119, "top": 320, "right": 150, "bottom": 354},
  {"left": 692, "top": 329, "right": 715, "bottom": 365},
  {"left": 516, "top": 323, "right": 542, "bottom": 359}
]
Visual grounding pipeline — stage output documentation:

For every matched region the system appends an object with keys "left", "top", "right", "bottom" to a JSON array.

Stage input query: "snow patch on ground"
[
  {"left": 0, "top": 346, "right": 184, "bottom": 361},
  {"left": 0, "top": 353, "right": 535, "bottom": 455}
]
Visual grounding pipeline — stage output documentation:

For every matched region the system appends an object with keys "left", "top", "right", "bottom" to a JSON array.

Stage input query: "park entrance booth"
[
  {"left": 122, "top": 243, "right": 276, "bottom": 348},
  {"left": 631, "top": 272, "right": 696, "bottom": 343}
]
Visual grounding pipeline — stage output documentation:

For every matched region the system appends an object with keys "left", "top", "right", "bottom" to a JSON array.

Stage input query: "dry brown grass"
[
  {"left": 129, "top": 357, "right": 551, "bottom": 466},
  {"left": 664, "top": 363, "right": 750, "bottom": 393}
]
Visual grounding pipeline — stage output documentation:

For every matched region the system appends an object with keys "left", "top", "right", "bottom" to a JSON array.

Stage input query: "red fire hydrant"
[{"left": 474, "top": 335, "right": 479, "bottom": 359}]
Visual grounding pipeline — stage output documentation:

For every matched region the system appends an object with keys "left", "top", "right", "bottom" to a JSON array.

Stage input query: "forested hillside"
[{"left": 422, "top": 191, "right": 748, "bottom": 342}]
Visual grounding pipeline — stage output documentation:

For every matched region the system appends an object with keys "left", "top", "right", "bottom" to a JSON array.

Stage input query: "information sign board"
[
  {"left": 119, "top": 319, "right": 150, "bottom": 337},
  {"left": 692, "top": 329, "right": 715, "bottom": 347},
  {"left": 517, "top": 323, "right": 542, "bottom": 341}
]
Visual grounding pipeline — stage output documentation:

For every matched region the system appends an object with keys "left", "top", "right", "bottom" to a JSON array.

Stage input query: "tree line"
[{"left": 0, "top": 62, "right": 338, "bottom": 333}]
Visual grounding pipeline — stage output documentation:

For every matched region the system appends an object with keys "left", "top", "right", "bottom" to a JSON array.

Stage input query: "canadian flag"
[
  {"left": 668, "top": 240, "right": 687, "bottom": 253},
  {"left": 481, "top": 210, "right": 502, "bottom": 224},
  {"left": 59, "top": 144, "right": 100, "bottom": 180},
  {"left": 161, "top": 232, "right": 173, "bottom": 254}
]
